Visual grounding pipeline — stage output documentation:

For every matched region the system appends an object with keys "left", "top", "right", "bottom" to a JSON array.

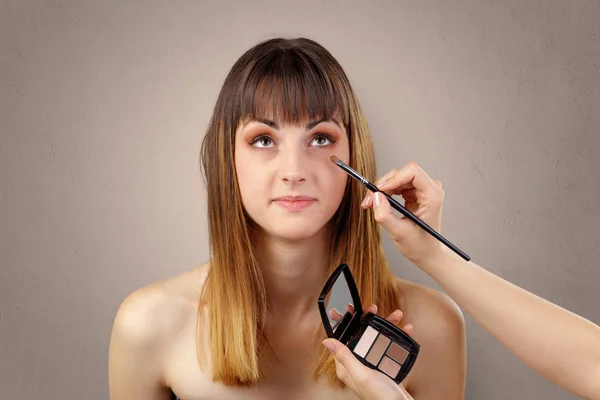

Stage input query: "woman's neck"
[{"left": 254, "top": 227, "right": 332, "bottom": 323}]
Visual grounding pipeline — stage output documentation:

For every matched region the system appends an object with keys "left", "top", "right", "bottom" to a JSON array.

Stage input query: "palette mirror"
[{"left": 322, "top": 270, "right": 356, "bottom": 336}]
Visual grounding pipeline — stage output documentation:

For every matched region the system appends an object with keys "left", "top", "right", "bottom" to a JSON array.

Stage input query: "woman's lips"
[{"left": 272, "top": 196, "right": 317, "bottom": 212}]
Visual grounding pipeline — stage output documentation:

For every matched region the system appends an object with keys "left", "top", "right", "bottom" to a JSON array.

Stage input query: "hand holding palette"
[{"left": 318, "top": 264, "right": 420, "bottom": 384}]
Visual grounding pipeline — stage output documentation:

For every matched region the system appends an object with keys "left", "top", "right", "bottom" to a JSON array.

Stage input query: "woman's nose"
[{"left": 280, "top": 147, "right": 307, "bottom": 185}]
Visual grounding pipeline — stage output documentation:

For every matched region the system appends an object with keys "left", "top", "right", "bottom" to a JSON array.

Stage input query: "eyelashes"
[
  {"left": 311, "top": 133, "right": 337, "bottom": 146},
  {"left": 248, "top": 132, "right": 337, "bottom": 148},
  {"left": 249, "top": 135, "right": 274, "bottom": 148}
]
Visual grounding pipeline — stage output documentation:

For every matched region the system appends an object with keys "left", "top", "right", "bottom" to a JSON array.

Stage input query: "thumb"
[
  {"left": 323, "top": 338, "right": 365, "bottom": 379},
  {"left": 372, "top": 192, "right": 409, "bottom": 241}
]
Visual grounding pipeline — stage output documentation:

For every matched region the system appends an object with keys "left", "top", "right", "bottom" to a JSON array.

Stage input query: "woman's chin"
[{"left": 263, "top": 223, "right": 329, "bottom": 243}]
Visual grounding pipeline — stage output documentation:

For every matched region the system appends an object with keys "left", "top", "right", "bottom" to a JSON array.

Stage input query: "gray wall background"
[{"left": 1, "top": 1, "right": 599, "bottom": 399}]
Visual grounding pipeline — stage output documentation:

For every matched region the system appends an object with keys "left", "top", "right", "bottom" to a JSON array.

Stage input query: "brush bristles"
[{"left": 329, "top": 155, "right": 340, "bottom": 164}]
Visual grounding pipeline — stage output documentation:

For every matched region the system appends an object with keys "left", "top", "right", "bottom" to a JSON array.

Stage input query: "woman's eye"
[
  {"left": 311, "top": 133, "right": 335, "bottom": 147},
  {"left": 250, "top": 135, "right": 274, "bottom": 148}
]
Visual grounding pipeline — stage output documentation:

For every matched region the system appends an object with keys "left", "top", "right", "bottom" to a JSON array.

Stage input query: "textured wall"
[{"left": 1, "top": 1, "right": 598, "bottom": 399}]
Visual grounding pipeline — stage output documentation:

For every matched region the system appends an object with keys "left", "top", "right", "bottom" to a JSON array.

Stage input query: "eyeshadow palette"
[{"left": 318, "top": 263, "right": 420, "bottom": 383}]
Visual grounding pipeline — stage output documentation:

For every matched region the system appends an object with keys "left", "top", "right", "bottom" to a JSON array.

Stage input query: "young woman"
[{"left": 108, "top": 37, "right": 467, "bottom": 400}]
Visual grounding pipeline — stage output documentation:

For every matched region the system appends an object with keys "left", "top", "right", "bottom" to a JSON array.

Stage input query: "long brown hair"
[{"left": 198, "top": 37, "right": 402, "bottom": 388}]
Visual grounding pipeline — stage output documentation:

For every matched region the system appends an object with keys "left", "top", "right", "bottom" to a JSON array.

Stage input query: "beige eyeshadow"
[
  {"left": 379, "top": 355, "right": 401, "bottom": 377},
  {"left": 353, "top": 326, "right": 378, "bottom": 358},
  {"left": 366, "top": 334, "right": 390, "bottom": 365},
  {"left": 388, "top": 342, "right": 409, "bottom": 364}
]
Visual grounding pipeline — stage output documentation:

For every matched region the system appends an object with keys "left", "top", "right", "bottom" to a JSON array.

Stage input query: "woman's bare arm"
[
  {"left": 365, "top": 161, "right": 600, "bottom": 400},
  {"left": 420, "top": 248, "right": 600, "bottom": 400}
]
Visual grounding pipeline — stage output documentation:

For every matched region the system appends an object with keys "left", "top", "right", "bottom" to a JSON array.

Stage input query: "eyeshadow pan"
[
  {"left": 366, "top": 333, "right": 390, "bottom": 366},
  {"left": 379, "top": 355, "right": 401, "bottom": 378},
  {"left": 354, "top": 326, "right": 378, "bottom": 357},
  {"left": 388, "top": 342, "right": 409, "bottom": 364}
]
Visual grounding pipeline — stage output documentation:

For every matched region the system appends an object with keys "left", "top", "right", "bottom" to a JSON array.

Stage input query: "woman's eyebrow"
[
  {"left": 242, "top": 118, "right": 341, "bottom": 130},
  {"left": 251, "top": 118, "right": 278, "bottom": 129},
  {"left": 306, "top": 118, "right": 341, "bottom": 130}
]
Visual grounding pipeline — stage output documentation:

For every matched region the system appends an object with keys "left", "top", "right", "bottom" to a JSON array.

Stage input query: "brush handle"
[{"left": 366, "top": 183, "right": 470, "bottom": 262}]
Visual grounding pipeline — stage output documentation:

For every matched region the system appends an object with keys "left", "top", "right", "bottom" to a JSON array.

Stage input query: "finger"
[
  {"left": 379, "top": 183, "right": 417, "bottom": 197},
  {"left": 374, "top": 169, "right": 399, "bottom": 187},
  {"left": 403, "top": 197, "right": 419, "bottom": 214},
  {"left": 372, "top": 191, "right": 411, "bottom": 240},
  {"left": 360, "top": 188, "right": 408, "bottom": 210},
  {"left": 402, "top": 323, "right": 414, "bottom": 336},
  {"left": 361, "top": 194, "right": 373, "bottom": 209},
  {"left": 362, "top": 168, "right": 406, "bottom": 208},
  {"left": 400, "top": 188, "right": 417, "bottom": 203},
  {"left": 386, "top": 309, "right": 404, "bottom": 326},
  {"left": 322, "top": 339, "right": 368, "bottom": 385},
  {"left": 362, "top": 185, "right": 414, "bottom": 209},
  {"left": 363, "top": 304, "right": 378, "bottom": 315},
  {"left": 331, "top": 303, "right": 358, "bottom": 319},
  {"left": 329, "top": 308, "right": 344, "bottom": 322},
  {"left": 362, "top": 184, "right": 417, "bottom": 210},
  {"left": 363, "top": 164, "right": 438, "bottom": 209},
  {"left": 377, "top": 162, "right": 438, "bottom": 195},
  {"left": 332, "top": 359, "right": 352, "bottom": 389}
]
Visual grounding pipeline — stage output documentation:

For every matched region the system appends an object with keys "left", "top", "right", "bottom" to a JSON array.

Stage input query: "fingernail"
[
  {"left": 377, "top": 178, "right": 389, "bottom": 189},
  {"left": 374, "top": 192, "right": 382, "bottom": 207},
  {"left": 322, "top": 339, "right": 335, "bottom": 353},
  {"left": 360, "top": 197, "right": 368, "bottom": 207}
]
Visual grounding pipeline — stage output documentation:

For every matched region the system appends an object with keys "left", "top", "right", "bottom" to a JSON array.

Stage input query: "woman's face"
[{"left": 234, "top": 115, "right": 350, "bottom": 242}]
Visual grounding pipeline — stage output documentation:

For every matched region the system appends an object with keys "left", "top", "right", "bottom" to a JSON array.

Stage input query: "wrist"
[{"left": 413, "top": 245, "right": 460, "bottom": 277}]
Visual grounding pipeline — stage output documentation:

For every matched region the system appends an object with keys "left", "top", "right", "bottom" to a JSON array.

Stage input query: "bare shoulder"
[
  {"left": 396, "top": 278, "right": 466, "bottom": 398},
  {"left": 398, "top": 278, "right": 465, "bottom": 336},
  {"left": 108, "top": 262, "right": 211, "bottom": 398},
  {"left": 110, "top": 262, "right": 210, "bottom": 348}
]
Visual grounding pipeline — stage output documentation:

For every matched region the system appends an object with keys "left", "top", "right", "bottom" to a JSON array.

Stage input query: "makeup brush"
[{"left": 330, "top": 155, "right": 470, "bottom": 261}]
